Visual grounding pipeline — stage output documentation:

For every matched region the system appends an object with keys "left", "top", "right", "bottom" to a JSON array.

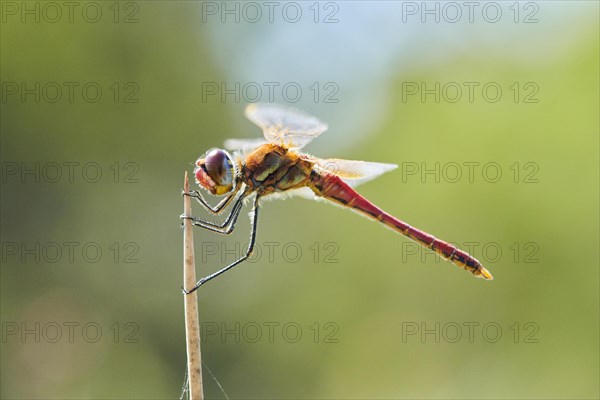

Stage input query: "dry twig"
[{"left": 183, "top": 171, "right": 204, "bottom": 400}]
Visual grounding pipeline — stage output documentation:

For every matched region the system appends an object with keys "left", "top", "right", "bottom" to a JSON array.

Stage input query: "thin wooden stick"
[{"left": 183, "top": 171, "right": 204, "bottom": 400}]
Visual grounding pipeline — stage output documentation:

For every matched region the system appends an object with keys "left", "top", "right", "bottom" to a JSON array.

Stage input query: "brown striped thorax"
[{"left": 242, "top": 143, "right": 313, "bottom": 194}]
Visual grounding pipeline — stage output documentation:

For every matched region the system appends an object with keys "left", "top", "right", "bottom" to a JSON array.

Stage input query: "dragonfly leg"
[
  {"left": 182, "top": 189, "right": 237, "bottom": 214},
  {"left": 181, "top": 194, "right": 245, "bottom": 235},
  {"left": 183, "top": 194, "right": 260, "bottom": 294}
]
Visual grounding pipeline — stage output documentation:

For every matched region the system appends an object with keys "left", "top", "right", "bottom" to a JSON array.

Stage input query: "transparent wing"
[
  {"left": 260, "top": 158, "right": 397, "bottom": 201},
  {"left": 244, "top": 103, "right": 328, "bottom": 149},
  {"left": 313, "top": 158, "right": 398, "bottom": 187},
  {"left": 260, "top": 187, "right": 316, "bottom": 202},
  {"left": 260, "top": 158, "right": 397, "bottom": 203},
  {"left": 224, "top": 137, "right": 268, "bottom": 152}
]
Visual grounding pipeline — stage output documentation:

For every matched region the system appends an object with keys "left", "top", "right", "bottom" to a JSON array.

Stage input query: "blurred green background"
[{"left": 1, "top": 1, "right": 598, "bottom": 399}]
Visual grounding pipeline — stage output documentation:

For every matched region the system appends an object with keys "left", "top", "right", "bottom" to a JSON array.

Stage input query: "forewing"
[
  {"left": 314, "top": 158, "right": 398, "bottom": 187},
  {"left": 223, "top": 137, "right": 268, "bottom": 152},
  {"left": 244, "top": 103, "right": 328, "bottom": 149}
]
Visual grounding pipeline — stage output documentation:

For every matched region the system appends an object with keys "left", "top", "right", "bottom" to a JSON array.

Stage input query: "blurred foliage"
[{"left": 1, "top": 2, "right": 598, "bottom": 399}]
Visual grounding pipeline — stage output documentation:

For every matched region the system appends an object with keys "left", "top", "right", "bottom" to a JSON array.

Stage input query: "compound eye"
[{"left": 204, "top": 149, "right": 234, "bottom": 187}]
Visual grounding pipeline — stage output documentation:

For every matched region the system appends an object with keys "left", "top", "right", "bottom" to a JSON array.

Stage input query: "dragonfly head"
[{"left": 194, "top": 148, "right": 237, "bottom": 195}]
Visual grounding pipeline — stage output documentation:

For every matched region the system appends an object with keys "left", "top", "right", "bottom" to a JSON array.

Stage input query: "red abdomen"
[{"left": 309, "top": 172, "right": 493, "bottom": 280}]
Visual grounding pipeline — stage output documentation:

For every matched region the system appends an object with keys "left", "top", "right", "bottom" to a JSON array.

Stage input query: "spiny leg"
[
  {"left": 181, "top": 193, "right": 245, "bottom": 235},
  {"left": 183, "top": 194, "right": 260, "bottom": 294},
  {"left": 182, "top": 189, "right": 237, "bottom": 214}
]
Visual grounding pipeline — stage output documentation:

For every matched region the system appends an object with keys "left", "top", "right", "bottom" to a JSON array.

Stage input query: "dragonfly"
[{"left": 182, "top": 103, "right": 493, "bottom": 293}]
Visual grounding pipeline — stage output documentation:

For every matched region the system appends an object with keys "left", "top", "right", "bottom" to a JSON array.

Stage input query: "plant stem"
[{"left": 183, "top": 171, "right": 204, "bottom": 400}]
